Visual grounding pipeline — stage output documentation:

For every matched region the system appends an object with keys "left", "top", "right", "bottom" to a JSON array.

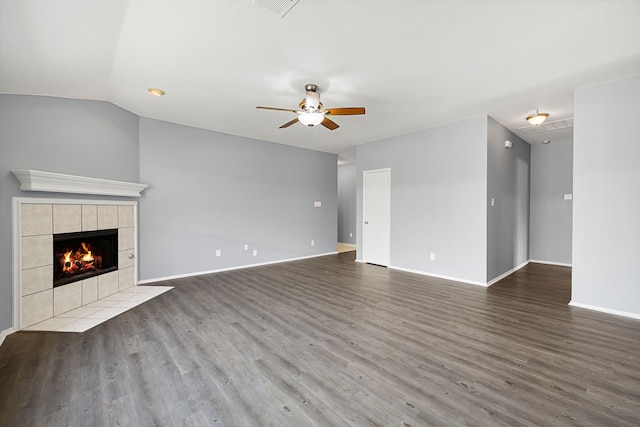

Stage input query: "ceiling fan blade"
[
  {"left": 279, "top": 118, "right": 299, "bottom": 128},
  {"left": 257, "top": 106, "right": 297, "bottom": 113},
  {"left": 321, "top": 117, "right": 339, "bottom": 130},
  {"left": 325, "top": 107, "right": 366, "bottom": 116}
]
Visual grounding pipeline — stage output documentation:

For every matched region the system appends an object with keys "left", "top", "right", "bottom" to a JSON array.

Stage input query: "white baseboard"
[
  {"left": 389, "top": 265, "right": 488, "bottom": 287},
  {"left": 569, "top": 301, "right": 640, "bottom": 320},
  {"left": 529, "top": 259, "right": 572, "bottom": 267},
  {"left": 351, "top": 259, "right": 538, "bottom": 288},
  {"left": 139, "top": 252, "right": 338, "bottom": 284},
  {"left": 0, "top": 327, "right": 15, "bottom": 348},
  {"left": 486, "top": 260, "right": 530, "bottom": 287}
]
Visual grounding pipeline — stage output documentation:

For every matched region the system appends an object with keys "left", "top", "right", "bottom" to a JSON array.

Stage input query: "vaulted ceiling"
[{"left": 2, "top": 0, "right": 640, "bottom": 162}]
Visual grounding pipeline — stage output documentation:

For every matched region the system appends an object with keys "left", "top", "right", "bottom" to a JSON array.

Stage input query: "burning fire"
[{"left": 57, "top": 242, "right": 102, "bottom": 276}]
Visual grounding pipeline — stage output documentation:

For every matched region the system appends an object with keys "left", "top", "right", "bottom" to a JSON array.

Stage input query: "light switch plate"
[{"left": 563, "top": 193, "right": 573, "bottom": 200}]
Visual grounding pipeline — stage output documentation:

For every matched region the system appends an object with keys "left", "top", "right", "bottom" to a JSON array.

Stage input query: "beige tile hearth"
[
  {"left": 23, "top": 316, "right": 77, "bottom": 331},
  {"left": 83, "top": 299, "right": 122, "bottom": 308},
  {"left": 24, "top": 286, "right": 173, "bottom": 333},
  {"left": 56, "top": 305, "right": 105, "bottom": 318}
]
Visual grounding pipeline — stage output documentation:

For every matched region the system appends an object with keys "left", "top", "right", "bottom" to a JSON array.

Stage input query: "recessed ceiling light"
[
  {"left": 526, "top": 110, "right": 549, "bottom": 125},
  {"left": 541, "top": 139, "right": 551, "bottom": 144},
  {"left": 148, "top": 88, "right": 166, "bottom": 96}
]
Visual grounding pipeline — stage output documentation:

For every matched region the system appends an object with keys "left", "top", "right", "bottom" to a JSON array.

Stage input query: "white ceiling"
[{"left": 2, "top": 0, "right": 640, "bottom": 162}]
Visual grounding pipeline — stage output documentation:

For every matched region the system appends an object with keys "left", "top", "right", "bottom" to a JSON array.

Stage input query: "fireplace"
[
  {"left": 12, "top": 179, "right": 146, "bottom": 330},
  {"left": 53, "top": 228, "right": 118, "bottom": 287},
  {"left": 16, "top": 200, "right": 139, "bottom": 328}
]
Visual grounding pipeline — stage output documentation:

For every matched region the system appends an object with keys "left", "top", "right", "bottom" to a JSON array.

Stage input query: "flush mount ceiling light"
[
  {"left": 147, "top": 88, "right": 166, "bottom": 96},
  {"left": 526, "top": 110, "right": 549, "bottom": 125}
]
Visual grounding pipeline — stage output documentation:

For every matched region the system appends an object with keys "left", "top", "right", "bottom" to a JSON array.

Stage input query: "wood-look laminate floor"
[{"left": 1, "top": 253, "right": 639, "bottom": 426}]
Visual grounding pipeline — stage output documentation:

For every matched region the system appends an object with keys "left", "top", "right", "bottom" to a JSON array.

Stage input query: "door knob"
[{"left": 364, "top": 221, "right": 369, "bottom": 224}]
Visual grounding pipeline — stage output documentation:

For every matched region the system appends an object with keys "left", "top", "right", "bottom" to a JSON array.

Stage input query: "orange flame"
[{"left": 58, "top": 242, "right": 99, "bottom": 275}]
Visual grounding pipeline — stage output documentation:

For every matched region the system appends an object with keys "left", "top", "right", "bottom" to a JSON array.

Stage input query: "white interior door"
[{"left": 363, "top": 168, "right": 390, "bottom": 266}]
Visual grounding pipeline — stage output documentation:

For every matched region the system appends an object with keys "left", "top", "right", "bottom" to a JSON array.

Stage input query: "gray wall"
[
  {"left": 529, "top": 137, "right": 573, "bottom": 265},
  {"left": 0, "top": 95, "right": 339, "bottom": 333},
  {"left": 138, "top": 118, "right": 337, "bottom": 281},
  {"left": 486, "top": 117, "right": 530, "bottom": 281},
  {"left": 356, "top": 117, "right": 488, "bottom": 284},
  {"left": 0, "top": 94, "right": 140, "bottom": 332},
  {"left": 572, "top": 75, "right": 640, "bottom": 316},
  {"left": 337, "top": 163, "right": 356, "bottom": 244}
]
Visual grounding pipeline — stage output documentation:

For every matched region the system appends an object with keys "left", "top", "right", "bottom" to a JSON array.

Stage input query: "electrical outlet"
[
  {"left": 311, "top": 240, "right": 315, "bottom": 246},
  {"left": 215, "top": 249, "right": 221, "bottom": 257},
  {"left": 244, "top": 244, "right": 249, "bottom": 251},
  {"left": 430, "top": 252, "right": 436, "bottom": 261},
  {"left": 349, "top": 232, "right": 353, "bottom": 238},
  {"left": 253, "top": 249, "right": 258, "bottom": 256}
]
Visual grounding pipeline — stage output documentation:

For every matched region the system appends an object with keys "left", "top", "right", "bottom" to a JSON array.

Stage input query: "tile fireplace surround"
[{"left": 13, "top": 197, "right": 171, "bottom": 332}]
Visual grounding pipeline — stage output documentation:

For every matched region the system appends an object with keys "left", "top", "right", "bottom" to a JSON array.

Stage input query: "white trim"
[
  {"left": 138, "top": 252, "right": 338, "bottom": 284},
  {"left": 12, "top": 199, "right": 22, "bottom": 330},
  {"left": 0, "top": 328, "right": 15, "bottom": 348},
  {"left": 389, "top": 265, "right": 488, "bottom": 287},
  {"left": 569, "top": 301, "right": 640, "bottom": 320},
  {"left": 12, "top": 169, "right": 148, "bottom": 197},
  {"left": 13, "top": 197, "right": 138, "bottom": 206},
  {"left": 486, "top": 260, "right": 530, "bottom": 287},
  {"left": 357, "top": 260, "right": 531, "bottom": 287},
  {"left": 529, "top": 259, "right": 572, "bottom": 267},
  {"left": 12, "top": 197, "right": 139, "bottom": 332},
  {"left": 362, "top": 167, "right": 391, "bottom": 174}
]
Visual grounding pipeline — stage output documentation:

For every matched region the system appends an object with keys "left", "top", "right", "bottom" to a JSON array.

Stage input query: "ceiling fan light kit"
[
  {"left": 299, "top": 112, "right": 324, "bottom": 126},
  {"left": 257, "top": 83, "right": 365, "bottom": 130},
  {"left": 526, "top": 110, "right": 549, "bottom": 125}
]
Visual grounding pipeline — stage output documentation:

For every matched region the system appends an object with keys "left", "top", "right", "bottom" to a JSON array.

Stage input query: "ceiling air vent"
[
  {"left": 518, "top": 118, "right": 574, "bottom": 133},
  {"left": 252, "top": 0, "right": 300, "bottom": 18}
]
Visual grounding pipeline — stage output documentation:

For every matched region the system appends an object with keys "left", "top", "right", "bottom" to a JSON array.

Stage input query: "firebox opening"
[{"left": 53, "top": 229, "right": 118, "bottom": 288}]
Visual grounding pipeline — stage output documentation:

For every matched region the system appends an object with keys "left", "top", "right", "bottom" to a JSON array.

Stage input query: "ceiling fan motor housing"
[{"left": 304, "top": 84, "right": 321, "bottom": 111}]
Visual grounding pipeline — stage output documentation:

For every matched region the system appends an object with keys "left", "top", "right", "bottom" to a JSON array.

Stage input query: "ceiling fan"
[{"left": 257, "top": 84, "right": 365, "bottom": 130}]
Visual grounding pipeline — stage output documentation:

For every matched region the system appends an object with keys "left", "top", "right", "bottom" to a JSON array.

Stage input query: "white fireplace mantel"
[{"left": 12, "top": 169, "right": 148, "bottom": 197}]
